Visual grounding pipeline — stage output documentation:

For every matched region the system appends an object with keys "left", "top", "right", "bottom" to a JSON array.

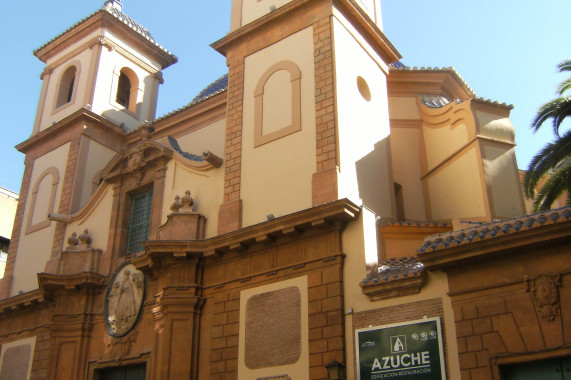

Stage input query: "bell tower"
[
  {"left": 0, "top": 1, "right": 177, "bottom": 298},
  {"left": 31, "top": 0, "right": 177, "bottom": 135},
  {"left": 214, "top": 0, "right": 400, "bottom": 233}
]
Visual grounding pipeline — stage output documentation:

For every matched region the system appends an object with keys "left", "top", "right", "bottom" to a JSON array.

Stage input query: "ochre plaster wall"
[
  {"left": 389, "top": 126, "right": 426, "bottom": 221},
  {"left": 162, "top": 160, "right": 225, "bottom": 239},
  {"left": 162, "top": 120, "right": 225, "bottom": 238},
  {"left": 422, "top": 121, "right": 470, "bottom": 173},
  {"left": 474, "top": 110, "right": 515, "bottom": 143},
  {"left": 240, "top": 0, "right": 294, "bottom": 27},
  {"left": 481, "top": 142, "right": 525, "bottom": 219},
  {"left": 426, "top": 147, "right": 487, "bottom": 221},
  {"left": 12, "top": 142, "right": 70, "bottom": 295},
  {"left": 237, "top": 276, "right": 309, "bottom": 380},
  {"left": 241, "top": 27, "right": 316, "bottom": 227},
  {"left": 74, "top": 138, "right": 117, "bottom": 211},
  {"left": 342, "top": 208, "right": 379, "bottom": 307},
  {"left": 388, "top": 97, "right": 421, "bottom": 120},
  {"left": 332, "top": 16, "right": 393, "bottom": 217},
  {"left": 63, "top": 185, "right": 114, "bottom": 257},
  {"left": 175, "top": 118, "right": 226, "bottom": 159}
]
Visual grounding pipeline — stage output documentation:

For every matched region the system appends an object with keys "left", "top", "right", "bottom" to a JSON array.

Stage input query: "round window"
[{"left": 357, "top": 76, "right": 371, "bottom": 101}]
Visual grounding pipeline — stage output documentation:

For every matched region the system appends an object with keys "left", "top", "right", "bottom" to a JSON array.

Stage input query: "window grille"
[{"left": 126, "top": 190, "right": 152, "bottom": 254}]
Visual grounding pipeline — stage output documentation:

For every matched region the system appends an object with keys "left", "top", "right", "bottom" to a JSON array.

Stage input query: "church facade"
[{"left": 0, "top": 1, "right": 569, "bottom": 379}]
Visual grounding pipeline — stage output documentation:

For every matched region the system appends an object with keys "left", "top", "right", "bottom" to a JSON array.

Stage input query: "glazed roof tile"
[
  {"left": 166, "top": 136, "right": 204, "bottom": 162},
  {"left": 419, "top": 95, "right": 452, "bottom": 108},
  {"left": 418, "top": 206, "right": 571, "bottom": 254},
  {"left": 155, "top": 74, "right": 228, "bottom": 121},
  {"left": 360, "top": 257, "right": 425, "bottom": 286},
  {"left": 390, "top": 65, "right": 513, "bottom": 108},
  {"left": 34, "top": 1, "right": 176, "bottom": 61},
  {"left": 190, "top": 74, "right": 228, "bottom": 105},
  {"left": 377, "top": 220, "right": 451, "bottom": 228}
]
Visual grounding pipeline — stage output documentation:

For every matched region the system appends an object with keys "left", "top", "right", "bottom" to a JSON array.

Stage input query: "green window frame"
[{"left": 126, "top": 189, "right": 153, "bottom": 254}]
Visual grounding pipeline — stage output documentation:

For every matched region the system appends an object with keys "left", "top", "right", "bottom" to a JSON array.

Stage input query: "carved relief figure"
[{"left": 105, "top": 264, "right": 146, "bottom": 336}]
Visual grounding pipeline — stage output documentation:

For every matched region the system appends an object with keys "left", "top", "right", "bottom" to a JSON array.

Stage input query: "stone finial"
[
  {"left": 79, "top": 229, "right": 92, "bottom": 248},
  {"left": 181, "top": 190, "right": 194, "bottom": 212},
  {"left": 138, "top": 122, "right": 154, "bottom": 141},
  {"left": 103, "top": 0, "right": 123, "bottom": 11},
  {"left": 170, "top": 195, "right": 182, "bottom": 213},
  {"left": 67, "top": 232, "right": 79, "bottom": 247}
]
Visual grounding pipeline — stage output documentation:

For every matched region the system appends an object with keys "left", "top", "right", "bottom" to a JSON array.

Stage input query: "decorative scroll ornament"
[
  {"left": 127, "top": 149, "right": 145, "bottom": 183},
  {"left": 525, "top": 274, "right": 561, "bottom": 322},
  {"left": 109, "top": 331, "right": 138, "bottom": 363},
  {"left": 105, "top": 263, "right": 146, "bottom": 337}
]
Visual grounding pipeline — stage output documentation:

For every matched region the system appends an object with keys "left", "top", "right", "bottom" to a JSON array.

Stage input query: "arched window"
[
  {"left": 25, "top": 167, "right": 59, "bottom": 234},
  {"left": 116, "top": 71, "right": 131, "bottom": 108},
  {"left": 56, "top": 66, "right": 76, "bottom": 108},
  {"left": 253, "top": 60, "right": 301, "bottom": 147},
  {"left": 115, "top": 67, "right": 139, "bottom": 113}
]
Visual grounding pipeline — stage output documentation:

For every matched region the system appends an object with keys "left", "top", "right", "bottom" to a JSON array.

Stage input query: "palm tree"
[{"left": 523, "top": 59, "right": 571, "bottom": 211}]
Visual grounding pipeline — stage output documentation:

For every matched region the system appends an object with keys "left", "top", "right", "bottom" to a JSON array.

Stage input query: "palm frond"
[
  {"left": 523, "top": 131, "right": 571, "bottom": 199},
  {"left": 532, "top": 159, "right": 571, "bottom": 211},
  {"left": 530, "top": 96, "right": 571, "bottom": 136},
  {"left": 557, "top": 77, "right": 571, "bottom": 95},
  {"left": 558, "top": 59, "right": 571, "bottom": 73}
]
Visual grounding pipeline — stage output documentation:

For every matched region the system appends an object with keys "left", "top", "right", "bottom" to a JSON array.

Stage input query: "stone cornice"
[
  {"left": 361, "top": 274, "right": 426, "bottom": 301},
  {"left": 38, "top": 272, "right": 107, "bottom": 296},
  {"left": 0, "top": 290, "right": 46, "bottom": 315},
  {"left": 34, "top": 10, "right": 176, "bottom": 69},
  {"left": 16, "top": 108, "right": 126, "bottom": 155},
  {"left": 134, "top": 199, "right": 360, "bottom": 272},
  {"left": 388, "top": 69, "right": 474, "bottom": 100},
  {"left": 211, "top": 0, "right": 400, "bottom": 64}
]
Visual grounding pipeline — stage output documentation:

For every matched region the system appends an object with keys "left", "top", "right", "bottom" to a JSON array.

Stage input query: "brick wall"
[
  {"left": 222, "top": 58, "right": 245, "bottom": 204},
  {"left": 313, "top": 17, "right": 337, "bottom": 172},
  {"left": 209, "top": 289, "right": 240, "bottom": 380},
  {"left": 245, "top": 286, "right": 301, "bottom": 368},
  {"left": 452, "top": 276, "right": 571, "bottom": 380},
  {"left": 0, "top": 159, "right": 33, "bottom": 298},
  {"left": 307, "top": 266, "right": 345, "bottom": 380},
  {"left": 30, "top": 330, "right": 51, "bottom": 380}
]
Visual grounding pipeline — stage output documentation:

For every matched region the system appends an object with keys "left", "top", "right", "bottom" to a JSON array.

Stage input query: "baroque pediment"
[
  {"left": 101, "top": 140, "right": 173, "bottom": 183},
  {"left": 101, "top": 137, "right": 222, "bottom": 183}
]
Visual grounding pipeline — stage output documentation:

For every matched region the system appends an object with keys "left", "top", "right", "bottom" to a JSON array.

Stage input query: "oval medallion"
[{"left": 104, "top": 262, "right": 146, "bottom": 337}]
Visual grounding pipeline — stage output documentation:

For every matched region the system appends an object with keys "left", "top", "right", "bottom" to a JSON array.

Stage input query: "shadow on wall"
[{"left": 356, "top": 136, "right": 395, "bottom": 219}]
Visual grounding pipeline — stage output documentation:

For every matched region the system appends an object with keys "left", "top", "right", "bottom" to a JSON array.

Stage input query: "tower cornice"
[
  {"left": 211, "top": 0, "right": 400, "bottom": 64},
  {"left": 34, "top": 9, "right": 177, "bottom": 69}
]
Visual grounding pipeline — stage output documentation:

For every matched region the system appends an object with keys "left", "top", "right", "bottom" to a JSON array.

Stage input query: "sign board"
[{"left": 355, "top": 317, "right": 446, "bottom": 380}]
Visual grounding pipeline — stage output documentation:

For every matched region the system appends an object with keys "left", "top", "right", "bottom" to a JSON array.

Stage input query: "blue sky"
[{"left": 0, "top": 0, "right": 569, "bottom": 193}]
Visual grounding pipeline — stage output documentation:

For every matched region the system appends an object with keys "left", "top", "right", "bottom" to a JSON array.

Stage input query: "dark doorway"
[
  {"left": 98, "top": 364, "right": 146, "bottom": 380},
  {"left": 503, "top": 357, "right": 571, "bottom": 380}
]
